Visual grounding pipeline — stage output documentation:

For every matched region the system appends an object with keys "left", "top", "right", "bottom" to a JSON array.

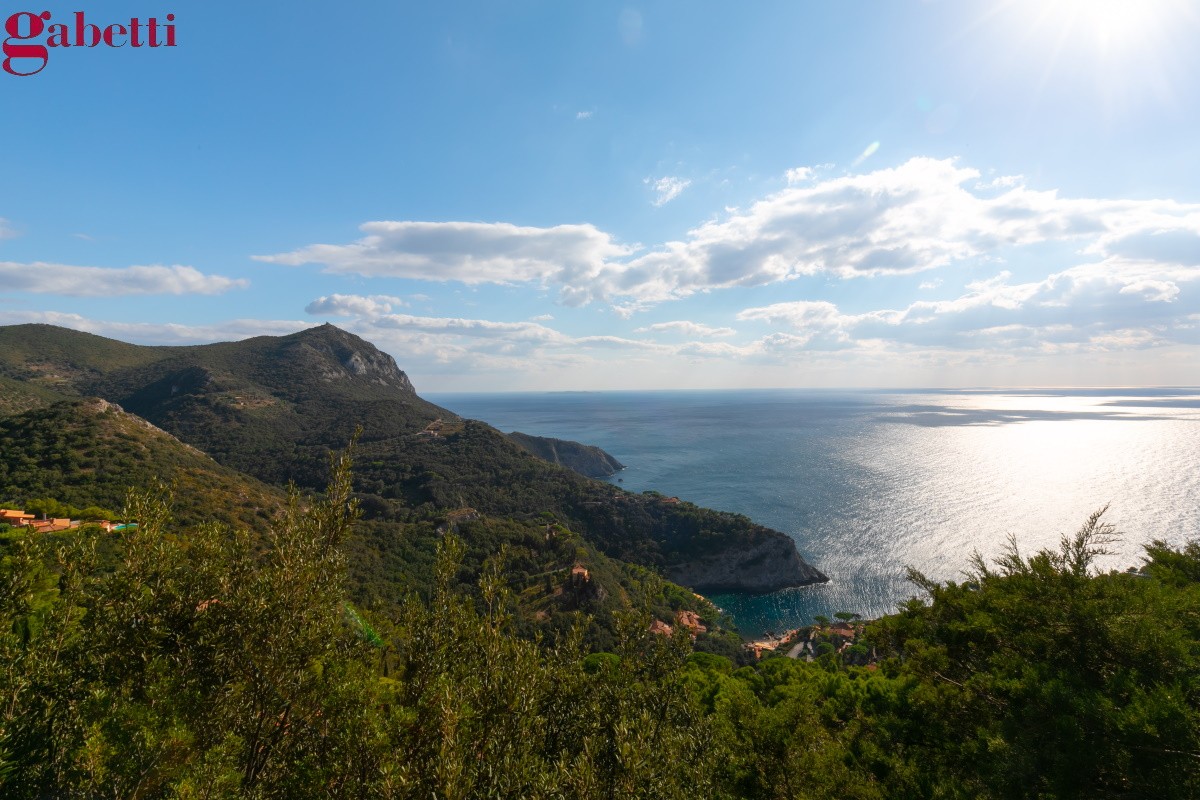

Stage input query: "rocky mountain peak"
[{"left": 286, "top": 325, "right": 415, "bottom": 392}]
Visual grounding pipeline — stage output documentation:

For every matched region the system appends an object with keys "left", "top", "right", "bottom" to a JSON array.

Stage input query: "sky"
[{"left": 3, "top": 0, "right": 1200, "bottom": 391}]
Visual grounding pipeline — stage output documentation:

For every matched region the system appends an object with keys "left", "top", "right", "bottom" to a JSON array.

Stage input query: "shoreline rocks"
[{"left": 667, "top": 532, "right": 828, "bottom": 593}]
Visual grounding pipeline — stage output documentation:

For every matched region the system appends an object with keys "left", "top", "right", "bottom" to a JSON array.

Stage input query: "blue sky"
[{"left": 3, "top": 0, "right": 1200, "bottom": 390}]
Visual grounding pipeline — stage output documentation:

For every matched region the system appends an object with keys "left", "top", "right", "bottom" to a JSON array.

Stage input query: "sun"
[
  {"left": 983, "top": 0, "right": 1199, "bottom": 113},
  {"left": 1025, "top": 0, "right": 1180, "bottom": 53}
]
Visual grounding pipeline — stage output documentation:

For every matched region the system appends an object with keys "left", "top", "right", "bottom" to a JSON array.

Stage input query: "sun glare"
[
  {"left": 984, "top": 0, "right": 1198, "bottom": 114},
  {"left": 1026, "top": 0, "right": 1178, "bottom": 53}
]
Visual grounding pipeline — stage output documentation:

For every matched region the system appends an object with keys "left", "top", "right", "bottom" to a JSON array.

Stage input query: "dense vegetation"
[
  {"left": 0, "top": 400, "right": 286, "bottom": 529},
  {"left": 2, "top": 449, "right": 1197, "bottom": 797}
]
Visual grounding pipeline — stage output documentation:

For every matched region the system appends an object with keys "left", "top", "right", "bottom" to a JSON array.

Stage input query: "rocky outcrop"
[
  {"left": 508, "top": 431, "right": 625, "bottom": 478},
  {"left": 666, "top": 533, "right": 828, "bottom": 594},
  {"left": 287, "top": 324, "right": 416, "bottom": 391}
]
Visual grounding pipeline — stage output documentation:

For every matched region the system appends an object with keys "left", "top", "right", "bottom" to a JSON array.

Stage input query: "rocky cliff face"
[
  {"left": 507, "top": 431, "right": 625, "bottom": 478},
  {"left": 667, "top": 533, "right": 828, "bottom": 594},
  {"left": 284, "top": 324, "right": 416, "bottom": 392}
]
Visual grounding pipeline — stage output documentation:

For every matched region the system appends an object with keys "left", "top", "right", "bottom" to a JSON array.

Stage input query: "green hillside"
[
  {"left": 0, "top": 399, "right": 286, "bottom": 529},
  {"left": 0, "top": 324, "right": 163, "bottom": 391},
  {"left": 0, "top": 376, "right": 66, "bottom": 419}
]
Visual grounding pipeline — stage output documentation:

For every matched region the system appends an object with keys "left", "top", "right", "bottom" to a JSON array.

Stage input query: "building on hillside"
[
  {"left": 28, "top": 518, "right": 74, "bottom": 533},
  {"left": 674, "top": 610, "right": 707, "bottom": 636},
  {"left": 1, "top": 509, "right": 36, "bottom": 527},
  {"left": 649, "top": 619, "right": 674, "bottom": 636}
]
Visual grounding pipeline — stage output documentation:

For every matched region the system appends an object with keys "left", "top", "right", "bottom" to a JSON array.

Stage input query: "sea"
[{"left": 424, "top": 389, "right": 1200, "bottom": 638}]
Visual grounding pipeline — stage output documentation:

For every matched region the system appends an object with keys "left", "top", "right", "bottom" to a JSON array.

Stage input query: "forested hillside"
[{"left": 0, "top": 399, "right": 286, "bottom": 529}]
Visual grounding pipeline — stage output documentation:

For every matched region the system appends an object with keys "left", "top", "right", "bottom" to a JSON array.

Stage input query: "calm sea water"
[{"left": 425, "top": 389, "right": 1200, "bottom": 638}]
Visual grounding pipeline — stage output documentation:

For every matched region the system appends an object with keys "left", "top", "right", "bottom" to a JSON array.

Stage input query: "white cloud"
[
  {"left": 977, "top": 174, "right": 1024, "bottom": 190},
  {"left": 645, "top": 175, "right": 692, "bottom": 207},
  {"left": 529, "top": 313, "right": 555, "bottom": 321},
  {"left": 634, "top": 320, "right": 737, "bottom": 337},
  {"left": 371, "top": 313, "right": 568, "bottom": 343},
  {"left": 610, "top": 157, "right": 1200, "bottom": 302},
  {"left": 257, "top": 220, "right": 633, "bottom": 306},
  {"left": 736, "top": 301, "right": 864, "bottom": 349},
  {"left": 576, "top": 110, "right": 593, "bottom": 120},
  {"left": 0, "top": 219, "right": 20, "bottom": 239},
  {"left": 257, "top": 157, "right": 1200, "bottom": 313},
  {"left": 737, "top": 257, "right": 1200, "bottom": 353},
  {"left": 785, "top": 167, "right": 813, "bottom": 185},
  {"left": 574, "top": 335, "right": 672, "bottom": 352},
  {"left": 1117, "top": 279, "right": 1179, "bottom": 303},
  {"left": 0, "top": 262, "right": 247, "bottom": 296},
  {"left": 675, "top": 340, "right": 757, "bottom": 358},
  {"left": 305, "top": 294, "right": 407, "bottom": 317}
]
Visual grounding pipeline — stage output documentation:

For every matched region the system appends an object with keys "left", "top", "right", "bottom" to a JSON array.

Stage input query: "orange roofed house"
[
  {"left": 1, "top": 509, "right": 36, "bottom": 527},
  {"left": 28, "top": 518, "right": 74, "bottom": 534}
]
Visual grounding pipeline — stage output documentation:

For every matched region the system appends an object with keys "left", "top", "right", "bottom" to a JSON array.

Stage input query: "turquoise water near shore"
[{"left": 426, "top": 389, "right": 1200, "bottom": 638}]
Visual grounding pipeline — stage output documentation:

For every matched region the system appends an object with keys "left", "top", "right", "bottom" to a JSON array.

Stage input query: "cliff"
[
  {"left": 507, "top": 431, "right": 625, "bottom": 478},
  {"left": 667, "top": 532, "right": 828, "bottom": 593}
]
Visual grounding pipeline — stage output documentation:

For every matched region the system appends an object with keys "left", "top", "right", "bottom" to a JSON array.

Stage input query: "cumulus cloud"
[
  {"left": 576, "top": 110, "right": 593, "bottom": 120},
  {"left": 737, "top": 257, "right": 1200, "bottom": 352},
  {"left": 257, "top": 157, "right": 1200, "bottom": 313},
  {"left": 736, "top": 301, "right": 865, "bottom": 349},
  {"left": 305, "top": 294, "right": 407, "bottom": 317},
  {"left": 0, "top": 262, "right": 247, "bottom": 296},
  {"left": 612, "top": 157, "right": 1200, "bottom": 303},
  {"left": 257, "top": 221, "right": 632, "bottom": 306},
  {"left": 634, "top": 320, "right": 737, "bottom": 337},
  {"left": 785, "top": 167, "right": 813, "bottom": 185},
  {"left": 645, "top": 175, "right": 691, "bottom": 207}
]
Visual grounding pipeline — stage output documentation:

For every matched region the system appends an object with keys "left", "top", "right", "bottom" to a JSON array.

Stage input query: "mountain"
[
  {"left": 0, "top": 323, "right": 827, "bottom": 594},
  {"left": 507, "top": 431, "right": 625, "bottom": 477}
]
